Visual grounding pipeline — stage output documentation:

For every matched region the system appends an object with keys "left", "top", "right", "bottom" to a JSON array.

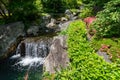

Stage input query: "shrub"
[
  {"left": 83, "top": 16, "right": 96, "bottom": 28},
  {"left": 54, "top": 20, "right": 120, "bottom": 80},
  {"left": 82, "top": 0, "right": 110, "bottom": 13},
  {"left": 79, "top": 7, "right": 94, "bottom": 19},
  {"left": 41, "top": 0, "right": 81, "bottom": 13},
  {"left": 90, "top": 38, "right": 120, "bottom": 64},
  {"left": 79, "top": 0, "right": 110, "bottom": 19},
  {"left": 92, "top": 0, "right": 120, "bottom": 38}
]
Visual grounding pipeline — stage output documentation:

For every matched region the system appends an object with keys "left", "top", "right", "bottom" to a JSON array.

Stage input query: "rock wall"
[
  {"left": 44, "top": 35, "right": 69, "bottom": 73},
  {"left": 0, "top": 22, "right": 25, "bottom": 61}
]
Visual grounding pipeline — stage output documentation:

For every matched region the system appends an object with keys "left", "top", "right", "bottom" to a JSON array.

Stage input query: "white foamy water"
[
  {"left": 12, "top": 40, "right": 49, "bottom": 67},
  {"left": 10, "top": 54, "right": 21, "bottom": 59},
  {"left": 15, "top": 57, "right": 45, "bottom": 66}
]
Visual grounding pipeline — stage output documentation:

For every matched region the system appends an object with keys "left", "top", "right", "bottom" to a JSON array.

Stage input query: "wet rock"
[
  {"left": 20, "top": 42, "right": 25, "bottom": 57},
  {"left": 40, "top": 14, "right": 51, "bottom": 28},
  {"left": 44, "top": 35, "right": 69, "bottom": 73},
  {"left": 61, "top": 17, "right": 68, "bottom": 22},
  {"left": 58, "top": 21, "right": 72, "bottom": 31},
  {"left": 65, "top": 9, "right": 74, "bottom": 20},
  {"left": 97, "top": 50, "right": 111, "bottom": 63},
  {"left": 46, "top": 18, "right": 57, "bottom": 29},
  {"left": 0, "top": 22, "right": 25, "bottom": 61},
  {"left": 27, "top": 26, "right": 39, "bottom": 36}
]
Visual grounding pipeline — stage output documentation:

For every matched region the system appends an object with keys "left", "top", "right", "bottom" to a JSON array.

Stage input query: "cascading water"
[
  {"left": 14, "top": 41, "right": 49, "bottom": 67},
  {"left": 0, "top": 37, "right": 52, "bottom": 80}
]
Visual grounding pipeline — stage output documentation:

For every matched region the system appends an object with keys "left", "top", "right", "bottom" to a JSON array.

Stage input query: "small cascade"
[
  {"left": 11, "top": 37, "right": 51, "bottom": 67},
  {"left": 20, "top": 41, "right": 48, "bottom": 58},
  {"left": 5, "top": 37, "right": 53, "bottom": 80}
]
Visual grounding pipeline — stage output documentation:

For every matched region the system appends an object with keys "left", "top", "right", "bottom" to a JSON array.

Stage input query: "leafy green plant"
[
  {"left": 91, "top": 38, "right": 120, "bottom": 64},
  {"left": 53, "top": 20, "right": 120, "bottom": 80},
  {"left": 92, "top": 0, "right": 120, "bottom": 38},
  {"left": 82, "top": 0, "right": 110, "bottom": 13},
  {"left": 79, "top": 7, "right": 93, "bottom": 19},
  {"left": 41, "top": 0, "right": 82, "bottom": 13}
]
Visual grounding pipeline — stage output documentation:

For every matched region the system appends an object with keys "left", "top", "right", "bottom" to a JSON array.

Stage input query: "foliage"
[
  {"left": 92, "top": 0, "right": 120, "bottom": 38},
  {"left": 41, "top": 0, "right": 82, "bottom": 13},
  {"left": 78, "top": 0, "right": 110, "bottom": 18},
  {"left": 0, "top": 19, "right": 5, "bottom": 24},
  {"left": 0, "top": 0, "right": 11, "bottom": 19},
  {"left": 0, "top": 0, "right": 43, "bottom": 25},
  {"left": 91, "top": 38, "right": 120, "bottom": 64},
  {"left": 41, "top": 0, "right": 65, "bottom": 13},
  {"left": 59, "top": 30, "right": 67, "bottom": 35},
  {"left": 64, "top": 0, "right": 81, "bottom": 9},
  {"left": 9, "top": 0, "right": 39, "bottom": 21},
  {"left": 82, "top": 0, "right": 110, "bottom": 12},
  {"left": 54, "top": 20, "right": 120, "bottom": 79},
  {"left": 79, "top": 7, "right": 93, "bottom": 19},
  {"left": 0, "top": 0, "right": 82, "bottom": 25}
]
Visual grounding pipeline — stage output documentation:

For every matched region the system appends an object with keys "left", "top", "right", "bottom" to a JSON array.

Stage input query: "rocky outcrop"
[
  {"left": 0, "top": 22, "right": 25, "bottom": 61},
  {"left": 26, "top": 15, "right": 57, "bottom": 36},
  {"left": 97, "top": 50, "right": 111, "bottom": 63},
  {"left": 44, "top": 35, "right": 69, "bottom": 73},
  {"left": 46, "top": 18, "right": 57, "bottom": 28},
  {"left": 27, "top": 26, "right": 39, "bottom": 36},
  {"left": 58, "top": 21, "right": 72, "bottom": 31}
]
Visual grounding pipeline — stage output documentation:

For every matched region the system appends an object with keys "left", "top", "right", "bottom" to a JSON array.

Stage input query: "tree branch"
[{"left": 0, "top": 0, "right": 11, "bottom": 18}]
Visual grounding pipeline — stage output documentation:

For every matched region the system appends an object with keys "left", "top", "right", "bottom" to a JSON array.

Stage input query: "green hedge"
[{"left": 55, "top": 20, "right": 120, "bottom": 80}]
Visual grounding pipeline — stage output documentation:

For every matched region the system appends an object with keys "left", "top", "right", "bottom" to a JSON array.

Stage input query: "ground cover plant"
[{"left": 54, "top": 20, "right": 120, "bottom": 80}]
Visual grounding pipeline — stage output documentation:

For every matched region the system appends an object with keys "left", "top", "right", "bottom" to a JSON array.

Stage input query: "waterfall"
[
  {"left": 24, "top": 41, "right": 48, "bottom": 58},
  {"left": 11, "top": 39, "right": 50, "bottom": 67}
]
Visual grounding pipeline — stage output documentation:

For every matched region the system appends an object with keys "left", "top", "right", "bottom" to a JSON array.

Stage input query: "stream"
[{"left": 0, "top": 12, "right": 72, "bottom": 79}]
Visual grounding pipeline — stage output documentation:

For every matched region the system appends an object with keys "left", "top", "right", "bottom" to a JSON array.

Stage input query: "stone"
[
  {"left": 58, "top": 21, "right": 72, "bottom": 31},
  {"left": 20, "top": 42, "right": 25, "bottom": 57},
  {"left": 61, "top": 17, "right": 68, "bottom": 22},
  {"left": 44, "top": 35, "right": 69, "bottom": 73},
  {"left": 46, "top": 18, "right": 57, "bottom": 29},
  {"left": 97, "top": 50, "right": 111, "bottom": 63},
  {"left": 65, "top": 9, "right": 74, "bottom": 20},
  {"left": 0, "top": 22, "right": 25, "bottom": 61},
  {"left": 27, "top": 26, "right": 39, "bottom": 36}
]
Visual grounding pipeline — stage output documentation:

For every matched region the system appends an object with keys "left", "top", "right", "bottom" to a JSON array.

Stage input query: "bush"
[
  {"left": 90, "top": 38, "right": 120, "bottom": 64},
  {"left": 79, "top": 7, "right": 93, "bottom": 19},
  {"left": 41, "top": 0, "right": 82, "bottom": 13},
  {"left": 54, "top": 20, "right": 120, "bottom": 80},
  {"left": 9, "top": 0, "right": 39, "bottom": 21},
  {"left": 82, "top": 0, "right": 110, "bottom": 13},
  {"left": 92, "top": 0, "right": 120, "bottom": 38},
  {"left": 79, "top": 0, "right": 110, "bottom": 19}
]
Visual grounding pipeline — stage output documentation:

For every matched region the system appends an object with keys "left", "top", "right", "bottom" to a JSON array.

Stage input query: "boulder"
[
  {"left": 0, "top": 22, "right": 25, "bottom": 61},
  {"left": 44, "top": 35, "right": 69, "bottom": 73},
  {"left": 46, "top": 18, "right": 57, "bottom": 29},
  {"left": 65, "top": 9, "right": 74, "bottom": 20},
  {"left": 58, "top": 21, "right": 72, "bottom": 31},
  {"left": 27, "top": 26, "right": 39, "bottom": 36},
  {"left": 61, "top": 17, "right": 68, "bottom": 22}
]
